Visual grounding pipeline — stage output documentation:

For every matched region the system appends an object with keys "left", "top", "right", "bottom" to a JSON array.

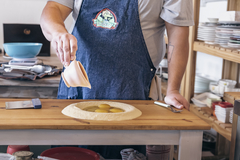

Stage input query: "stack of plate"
[
  {"left": 233, "top": 29, "right": 240, "bottom": 36},
  {"left": 231, "top": 30, "right": 240, "bottom": 50},
  {"left": 217, "top": 21, "right": 240, "bottom": 49},
  {"left": 194, "top": 74, "right": 215, "bottom": 93},
  {"left": 229, "top": 109, "right": 233, "bottom": 123},
  {"left": 197, "top": 22, "right": 218, "bottom": 44},
  {"left": 215, "top": 105, "right": 233, "bottom": 123},
  {"left": 215, "top": 28, "right": 233, "bottom": 47},
  {"left": 228, "top": 35, "right": 240, "bottom": 50}
]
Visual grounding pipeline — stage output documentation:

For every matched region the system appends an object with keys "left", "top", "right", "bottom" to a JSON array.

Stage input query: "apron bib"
[{"left": 58, "top": 0, "right": 156, "bottom": 100}]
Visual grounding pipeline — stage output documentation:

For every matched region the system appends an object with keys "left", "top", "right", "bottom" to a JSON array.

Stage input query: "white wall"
[
  {"left": 0, "top": 0, "right": 73, "bottom": 54},
  {"left": 196, "top": 1, "right": 228, "bottom": 81},
  {"left": 199, "top": 1, "right": 228, "bottom": 23}
]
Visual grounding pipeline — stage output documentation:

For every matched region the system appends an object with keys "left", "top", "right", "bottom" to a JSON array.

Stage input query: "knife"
[{"left": 5, "top": 98, "right": 42, "bottom": 109}]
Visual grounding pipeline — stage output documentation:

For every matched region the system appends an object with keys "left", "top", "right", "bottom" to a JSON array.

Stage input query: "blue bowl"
[{"left": 3, "top": 43, "right": 43, "bottom": 58}]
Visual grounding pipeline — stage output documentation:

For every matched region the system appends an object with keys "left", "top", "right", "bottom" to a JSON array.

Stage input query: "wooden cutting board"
[{"left": 0, "top": 99, "right": 210, "bottom": 130}]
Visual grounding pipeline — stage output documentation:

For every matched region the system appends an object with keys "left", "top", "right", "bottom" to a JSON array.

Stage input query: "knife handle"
[
  {"left": 154, "top": 101, "right": 170, "bottom": 108},
  {"left": 32, "top": 98, "right": 42, "bottom": 109}
]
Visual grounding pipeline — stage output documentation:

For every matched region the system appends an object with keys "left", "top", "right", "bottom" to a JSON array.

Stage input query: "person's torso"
[{"left": 71, "top": 0, "right": 166, "bottom": 68}]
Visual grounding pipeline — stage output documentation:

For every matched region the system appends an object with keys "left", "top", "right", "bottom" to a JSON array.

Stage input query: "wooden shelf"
[
  {"left": 190, "top": 104, "right": 232, "bottom": 141},
  {"left": 224, "top": 92, "right": 240, "bottom": 104},
  {"left": 193, "top": 41, "right": 240, "bottom": 63}
]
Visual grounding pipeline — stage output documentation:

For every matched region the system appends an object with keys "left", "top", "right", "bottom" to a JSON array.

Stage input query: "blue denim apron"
[
  {"left": 57, "top": 0, "right": 156, "bottom": 100},
  {"left": 57, "top": 0, "right": 156, "bottom": 158}
]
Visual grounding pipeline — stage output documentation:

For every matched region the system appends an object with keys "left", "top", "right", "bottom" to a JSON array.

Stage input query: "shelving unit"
[
  {"left": 190, "top": 104, "right": 232, "bottom": 141},
  {"left": 183, "top": 0, "right": 240, "bottom": 102},
  {"left": 180, "top": 0, "right": 240, "bottom": 159}
]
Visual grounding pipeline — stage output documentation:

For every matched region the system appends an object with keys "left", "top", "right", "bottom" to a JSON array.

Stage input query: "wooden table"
[
  {"left": 0, "top": 99, "right": 210, "bottom": 160},
  {"left": 0, "top": 55, "right": 62, "bottom": 98}
]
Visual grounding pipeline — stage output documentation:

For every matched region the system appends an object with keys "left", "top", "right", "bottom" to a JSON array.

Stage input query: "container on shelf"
[
  {"left": 191, "top": 92, "right": 221, "bottom": 108},
  {"left": 215, "top": 102, "right": 233, "bottom": 123}
]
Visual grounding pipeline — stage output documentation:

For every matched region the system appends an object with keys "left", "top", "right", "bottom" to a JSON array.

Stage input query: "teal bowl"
[{"left": 3, "top": 43, "right": 43, "bottom": 58}]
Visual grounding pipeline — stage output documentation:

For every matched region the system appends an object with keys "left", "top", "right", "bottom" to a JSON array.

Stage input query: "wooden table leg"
[{"left": 178, "top": 130, "right": 203, "bottom": 160}]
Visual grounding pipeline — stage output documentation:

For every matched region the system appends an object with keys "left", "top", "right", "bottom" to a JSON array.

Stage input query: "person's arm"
[
  {"left": 40, "top": 1, "right": 77, "bottom": 66},
  {"left": 164, "top": 22, "right": 190, "bottom": 110}
]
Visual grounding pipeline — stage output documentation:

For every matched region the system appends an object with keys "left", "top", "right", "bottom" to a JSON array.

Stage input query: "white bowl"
[
  {"left": 218, "top": 79, "right": 236, "bottom": 88},
  {"left": 208, "top": 18, "right": 219, "bottom": 23},
  {"left": 209, "top": 82, "right": 219, "bottom": 94}
]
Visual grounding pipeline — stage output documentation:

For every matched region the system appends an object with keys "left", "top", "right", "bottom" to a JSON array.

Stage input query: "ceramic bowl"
[
  {"left": 62, "top": 59, "right": 91, "bottom": 88},
  {"left": 209, "top": 82, "right": 219, "bottom": 94},
  {"left": 218, "top": 79, "right": 236, "bottom": 88},
  {"left": 208, "top": 18, "right": 219, "bottom": 22},
  {"left": 3, "top": 43, "right": 42, "bottom": 58}
]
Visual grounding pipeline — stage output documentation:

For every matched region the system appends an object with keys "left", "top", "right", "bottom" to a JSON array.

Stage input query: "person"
[{"left": 40, "top": 0, "right": 193, "bottom": 159}]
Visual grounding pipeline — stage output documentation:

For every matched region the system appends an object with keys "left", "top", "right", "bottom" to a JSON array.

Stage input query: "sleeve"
[
  {"left": 48, "top": 0, "right": 74, "bottom": 9},
  {"left": 160, "top": 0, "right": 194, "bottom": 26}
]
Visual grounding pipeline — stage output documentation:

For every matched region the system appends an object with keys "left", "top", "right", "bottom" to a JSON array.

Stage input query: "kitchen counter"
[
  {"left": 0, "top": 99, "right": 210, "bottom": 160},
  {"left": 0, "top": 54, "right": 63, "bottom": 87},
  {"left": 0, "top": 54, "right": 62, "bottom": 98}
]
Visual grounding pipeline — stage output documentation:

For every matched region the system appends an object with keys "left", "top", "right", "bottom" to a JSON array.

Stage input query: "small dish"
[
  {"left": 208, "top": 18, "right": 219, "bottom": 23},
  {"left": 62, "top": 57, "right": 91, "bottom": 89},
  {"left": 191, "top": 92, "right": 221, "bottom": 107}
]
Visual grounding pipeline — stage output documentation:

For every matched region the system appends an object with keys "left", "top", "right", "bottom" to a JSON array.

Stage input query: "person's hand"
[
  {"left": 164, "top": 90, "right": 190, "bottom": 110},
  {"left": 51, "top": 32, "right": 78, "bottom": 66}
]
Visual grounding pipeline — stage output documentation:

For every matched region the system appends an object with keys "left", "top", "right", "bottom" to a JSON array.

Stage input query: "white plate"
[
  {"left": 218, "top": 26, "right": 240, "bottom": 29},
  {"left": 197, "top": 36, "right": 215, "bottom": 39},
  {"left": 198, "top": 29, "right": 216, "bottom": 31},
  {"left": 219, "top": 21, "right": 240, "bottom": 24},
  {"left": 215, "top": 35, "right": 231, "bottom": 38},
  {"left": 191, "top": 92, "right": 221, "bottom": 107},
  {"left": 228, "top": 42, "right": 240, "bottom": 47},
  {"left": 197, "top": 37, "right": 216, "bottom": 40},
  {"left": 61, "top": 101, "right": 142, "bottom": 121}
]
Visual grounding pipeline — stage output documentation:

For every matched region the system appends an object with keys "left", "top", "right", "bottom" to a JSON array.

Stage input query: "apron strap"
[{"left": 149, "top": 75, "right": 163, "bottom": 101}]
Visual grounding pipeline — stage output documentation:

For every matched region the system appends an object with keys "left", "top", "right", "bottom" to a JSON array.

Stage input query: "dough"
[{"left": 62, "top": 101, "right": 142, "bottom": 121}]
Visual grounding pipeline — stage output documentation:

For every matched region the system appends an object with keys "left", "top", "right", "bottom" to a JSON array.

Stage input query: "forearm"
[
  {"left": 40, "top": 2, "right": 72, "bottom": 41},
  {"left": 166, "top": 23, "right": 189, "bottom": 94},
  {"left": 40, "top": 2, "right": 77, "bottom": 66}
]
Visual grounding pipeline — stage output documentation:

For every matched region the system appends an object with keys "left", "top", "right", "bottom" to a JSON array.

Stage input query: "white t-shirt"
[{"left": 49, "top": 0, "right": 194, "bottom": 68}]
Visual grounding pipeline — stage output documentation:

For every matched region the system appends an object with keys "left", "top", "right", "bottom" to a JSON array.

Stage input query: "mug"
[{"left": 61, "top": 57, "right": 91, "bottom": 89}]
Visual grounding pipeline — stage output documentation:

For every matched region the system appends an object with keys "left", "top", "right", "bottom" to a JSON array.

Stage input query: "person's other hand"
[
  {"left": 51, "top": 33, "right": 78, "bottom": 66},
  {"left": 164, "top": 90, "right": 190, "bottom": 110}
]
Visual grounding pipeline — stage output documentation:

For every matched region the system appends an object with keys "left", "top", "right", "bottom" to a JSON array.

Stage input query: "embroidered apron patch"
[{"left": 92, "top": 9, "right": 118, "bottom": 29}]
